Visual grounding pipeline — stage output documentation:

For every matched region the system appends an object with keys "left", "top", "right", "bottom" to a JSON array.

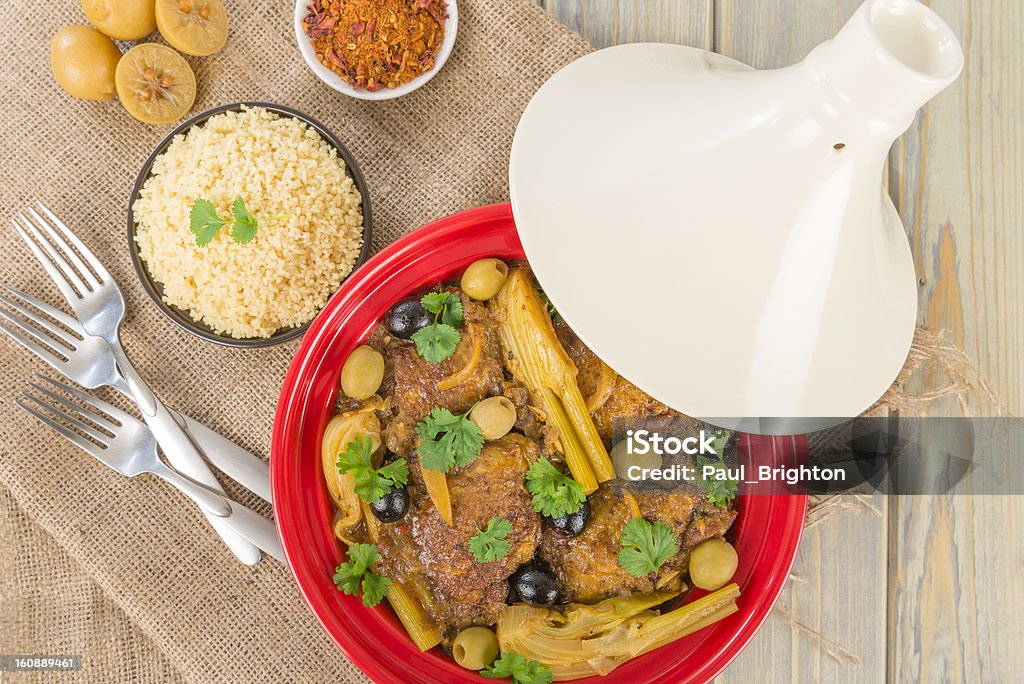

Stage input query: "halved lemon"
[
  {"left": 115, "top": 44, "right": 197, "bottom": 125},
  {"left": 155, "top": 0, "right": 228, "bottom": 57}
]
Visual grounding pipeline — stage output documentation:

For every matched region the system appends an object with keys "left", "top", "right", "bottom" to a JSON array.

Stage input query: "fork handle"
[
  {"left": 154, "top": 463, "right": 284, "bottom": 563},
  {"left": 171, "top": 411, "right": 273, "bottom": 503},
  {"left": 150, "top": 461, "right": 233, "bottom": 518},
  {"left": 109, "top": 374, "right": 272, "bottom": 503},
  {"left": 109, "top": 344, "right": 263, "bottom": 565}
]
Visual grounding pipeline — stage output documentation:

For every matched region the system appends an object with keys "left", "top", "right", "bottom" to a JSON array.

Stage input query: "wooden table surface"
[{"left": 532, "top": 1, "right": 1023, "bottom": 682}]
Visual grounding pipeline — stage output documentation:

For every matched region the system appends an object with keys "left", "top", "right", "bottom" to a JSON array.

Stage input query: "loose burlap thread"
[
  {"left": 0, "top": 0, "right": 1003, "bottom": 681},
  {"left": 0, "top": 0, "right": 588, "bottom": 681}
]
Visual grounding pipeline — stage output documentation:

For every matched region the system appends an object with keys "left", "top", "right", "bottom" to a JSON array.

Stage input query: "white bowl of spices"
[{"left": 295, "top": 0, "right": 457, "bottom": 100}]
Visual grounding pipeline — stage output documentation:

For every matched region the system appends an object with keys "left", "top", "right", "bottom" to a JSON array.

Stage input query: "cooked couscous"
[{"left": 132, "top": 106, "right": 364, "bottom": 338}]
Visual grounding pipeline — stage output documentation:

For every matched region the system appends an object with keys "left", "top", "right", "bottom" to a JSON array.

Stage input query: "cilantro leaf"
[
  {"left": 336, "top": 436, "right": 408, "bottom": 504},
  {"left": 336, "top": 435, "right": 374, "bottom": 472},
  {"left": 333, "top": 543, "right": 391, "bottom": 607},
  {"left": 710, "top": 429, "right": 732, "bottom": 457},
  {"left": 412, "top": 292, "right": 464, "bottom": 363},
  {"left": 377, "top": 460, "right": 410, "bottom": 487},
  {"left": 411, "top": 322, "right": 460, "bottom": 364},
  {"left": 468, "top": 516, "right": 513, "bottom": 563},
  {"left": 230, "top": 196, "right": 260, "bottom": 244},
  {"left": 189, "top": 198, "right": 229, "bottom": 246},
  {"left": 696, "top": 452, "right": 739, "bottom": 508},
  {"left": 439, "top": 296, "right": 463, "bottom": 327},
  {"left": 696, "top": 431, "right": 738, "bottom": 508},
  {"left": 419, "top": 291, "right": 463, "bottom": 325},
  {"left": 415, "top": 407, "right": 484, "bottom": 472},
  {"left": 189, "top": 196, "right": 266, "bottom": 246},
  {"left": 420, "top": 291, "right": 453, "bottom": 315},
  {"left": 331, "top": 561, "right": 363, "bottom": 595},
  {"left": 482, "top": 652, "right": 552, "bottom": 684},
  {"left": 360, "top": 571, "right": 393, "bottom": 607},
  {"left": 524, "top": 458, "right": 585, "bottom": 518},
  {"left": 617, "top": 517, "right": 678, "bottom": 577},
  {"left": 347, "top": 541, "right": 382, "bottom": 571}
]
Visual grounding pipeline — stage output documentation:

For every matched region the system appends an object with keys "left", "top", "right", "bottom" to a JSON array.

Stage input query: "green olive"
[
  {"left": 451, "top": 626, "right": 499, "bottom": 671},
  {"left": 469, "top": 396, "right": 517, "bottom": 440},
  {"left": 340, "top": 345, "right": 384, "bottom": 400},
  {"left": 610, "top": 439, "right": 663, "bottom": 481},
  {"left": 50, "top": 26, "right": 121, "bottom": 101},
  {"left": 461, "top": 258, "right": 509, "bottom": 301},
  {"left": 688, "top": 537, "right": 738, "bottom": 591}
]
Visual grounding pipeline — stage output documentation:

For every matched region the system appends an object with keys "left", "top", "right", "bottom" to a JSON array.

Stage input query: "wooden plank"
[
  {"left": 714, "top": 3, "right": 888, "bottom": 683},
  {"left": 716, "top": 1, "right": 859, "bottom": 67},
  {"left": 893, "top": 3, "right": 1024, "bottom": 418},
  {"left": 542, "top": 0, "right": 713, "bottom": 49},
  {"left": 887, "top": 1, "right": 1024, "bottom": 681}
]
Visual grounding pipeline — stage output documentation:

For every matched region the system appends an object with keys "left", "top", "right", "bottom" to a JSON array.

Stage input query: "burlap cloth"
[
  {"left": 0, "top": 0, "right": 590, "bottom": 681},
  {"left": 0, "top": 1, "right": 1005, "bottom": 681}
]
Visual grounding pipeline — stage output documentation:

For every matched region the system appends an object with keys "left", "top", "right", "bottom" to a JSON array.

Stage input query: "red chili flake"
[{"left": 303, "top": 0, "right": 448, "bottom": 91}]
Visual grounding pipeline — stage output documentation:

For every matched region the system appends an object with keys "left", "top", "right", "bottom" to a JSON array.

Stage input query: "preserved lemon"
[
  {"left": 50, "top": 25, "right": 121, "bottom": 101},
  {"left": 115, "top": 44, "right": 196, "bottom": 125},
  {"left": 155, "top": 0, "right": 229, "bottom": 57},
  {"left": 81, "top": 0, "right": 157, "bottom": 41}
]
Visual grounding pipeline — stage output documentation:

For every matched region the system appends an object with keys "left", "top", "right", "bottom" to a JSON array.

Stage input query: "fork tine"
[
  {"left": 25, "top": 208, "right": 99, "bottom": 293},
  {"left": 11, "top": 214, "right": 85, "bottom": 302},
  {"left": 16, "top": 397, "right": 108, "bottom": 458},
  {"left": 0, "top": 284, "right": 84, "bottom": 333},
  {"left": 37, "top": 202, "right": 111, "bottom": 283},
  {"left": 0, "top": 317, "right": 67, "bottom": 368},
  {"left": 0, "top": 290, "right": 81, "bottom": 347},
  {"left": 19, "top": 389, "right": 115, "bottom": 443},
  {"left": 32, "top": 374, "right": 135, "bottom": 426}
]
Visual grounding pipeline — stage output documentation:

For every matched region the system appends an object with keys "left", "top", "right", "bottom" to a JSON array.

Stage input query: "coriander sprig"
[
  {"left": 415, "top": 406, "right": 484, "bottom": 473},
  {"left": 524, "top": 457, "right": 585, "bottom": 519},
  {"left": 189, "top": 196, "right": 283, "bottom": 246},
  {"left": 468, "top": 516, "right": 512, "bottom": 563},
  {"left": 336, "top": 435, "right": 409, "bottom": 504},
  {"left": 481, "top": 652, "right": 552, "bottom": 684},
  {"left": 617, "top": 517, "right": 678, "bottom": 578},
  {"left": 697, "top": 430, "right": 738, "bottom": 508},
  {"left": 411, "top": 291, "right": 463, "bottom": 363},
  {"left": 332, "top": 543, "right": 392, "bottom": 607}
]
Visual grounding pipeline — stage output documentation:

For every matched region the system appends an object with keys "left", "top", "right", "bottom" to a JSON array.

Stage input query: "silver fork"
[
  {"left": 17, "top": 376, "right": 231, "bottom": 518},
  {"left": 0, "top": 284, "right": 272, "bottom": 502},
  {"left": 17, "top": 376, "right": 284, "bottom": 562},
  {"left": 12, "top": 203, "right": 262, "bottom": 565}
]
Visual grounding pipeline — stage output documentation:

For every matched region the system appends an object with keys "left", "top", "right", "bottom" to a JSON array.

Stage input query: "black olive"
[
  {"left": 370, "top": 485, "right": 409, "bottom": 522},
  {"left": 384, "top": 298, "right": 433, "bottom": 339},
  {"left": 549, "top": 500, "right": 590, "bottom": 536},
  {"left": 510, "top": 566, "right": 559, "bottom": 606}
]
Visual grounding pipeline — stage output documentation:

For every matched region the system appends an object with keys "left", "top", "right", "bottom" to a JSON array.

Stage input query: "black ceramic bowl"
[{"left": 127, "top": 102, "right": 373, "bottom": 348}]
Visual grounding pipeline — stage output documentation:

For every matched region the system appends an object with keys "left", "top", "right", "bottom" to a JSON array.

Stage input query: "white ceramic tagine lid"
[{"left": 508, "top": 0, "right": 964, "bottom": 435}]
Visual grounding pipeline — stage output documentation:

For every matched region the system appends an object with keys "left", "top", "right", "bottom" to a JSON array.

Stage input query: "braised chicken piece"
[
  {"left": 374, "top": 435, "right": 541, "bottom": 632},
  {"left": 539, "top": 485, "right": 736, "bottom": 603},
  {"left": 636, "top": 491, "right": 737, "bottom": 571},
  {"left": 380, "top": 293, "right": 505, "bottom": 454},
  {"left": 537, "top": 487, "right": 645, "bottom": 603},
  {"left": 502, "top": 382, "right": 559, "bottom": 456},
  {"left": 387, "top": 293, "right": 504, "bottom": 422}
]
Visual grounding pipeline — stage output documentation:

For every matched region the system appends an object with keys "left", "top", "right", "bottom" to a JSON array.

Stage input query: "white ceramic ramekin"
[{"left": 293, "top": 0, "right": 458, "bottom": 101}]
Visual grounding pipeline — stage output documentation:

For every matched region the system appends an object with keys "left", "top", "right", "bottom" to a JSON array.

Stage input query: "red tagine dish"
[{"left": 271, "top": 203, "right": 807, "bottom": 683}]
